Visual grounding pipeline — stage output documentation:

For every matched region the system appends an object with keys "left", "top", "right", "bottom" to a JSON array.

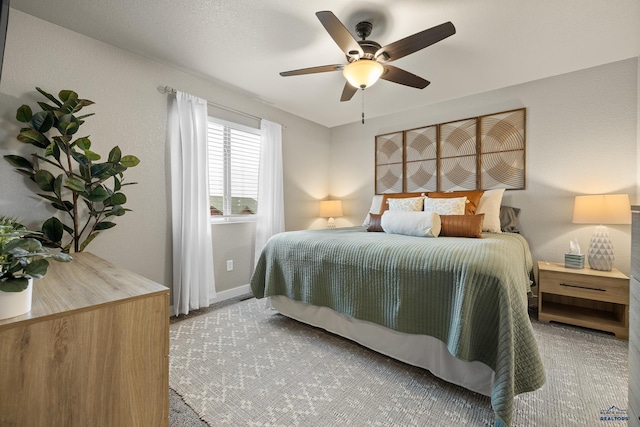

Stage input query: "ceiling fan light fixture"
[{"left": 343, "top": 60, "right": 384, "bottom": 89}]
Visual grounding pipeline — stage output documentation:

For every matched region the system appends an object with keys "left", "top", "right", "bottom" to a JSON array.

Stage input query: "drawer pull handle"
[{"left": 559, "top": 282, "right": 606, "bottom": 292}]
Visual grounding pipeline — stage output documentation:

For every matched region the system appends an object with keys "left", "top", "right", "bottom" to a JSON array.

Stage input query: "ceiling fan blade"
[
  {"left": 381, "top": 65, "right": 430, "bottom": 89},
  {"left": 340, "top": 82, "right": 358, "bottom": 102},
  {"left": 280, "top": 64, "right": 344, "bottom": 77},
  {"left": 316, "top": 11, "right": 364, "bottom": 58},
  {"left": 375, "top": 22, "right": 455, "bottom": 63}
]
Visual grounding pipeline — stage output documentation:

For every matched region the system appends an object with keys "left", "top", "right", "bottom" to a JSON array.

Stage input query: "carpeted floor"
[{"left": 169, "top": 298, "right": 628, "bottom": 426}]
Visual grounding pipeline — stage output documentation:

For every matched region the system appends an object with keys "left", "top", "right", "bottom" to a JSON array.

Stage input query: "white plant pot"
[{"left": 0, "top": 278, "right": 33, "bottom": 320}]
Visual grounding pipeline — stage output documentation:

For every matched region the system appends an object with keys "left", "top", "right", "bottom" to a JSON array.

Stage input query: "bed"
[{"left": 250, "top": 195, "right": 545, "bottom": 427}]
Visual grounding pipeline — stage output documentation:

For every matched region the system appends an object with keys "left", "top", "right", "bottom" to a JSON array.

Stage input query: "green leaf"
[
  {"left": 52, "top": 253, "right": 73, "bottom": 262},
  {"left": 64, "top": 177, "right": 86, "bottom": 192},
  {"left": 76, "top": 113, "right": 95, "bottom": 120},
  {"left": 51, "top": 201, "right": 73, "bottom": 212},
  {"left": 24, "top": 258, "right": 49, "bottom": 279},
  {"left": 120, "top": 155, "right": 140, "bottom": 168},
  {"left": 57, "top": 114, "right": 80, "bottom": 134},
  {"left": 70, "top": 150, "right": 89, "bottom": 167},
  {"left": 113, "top": 176, "right": 121, "bottom": 191},
  {"left": 95, "top": 221, "right": 116, "bottom": 230},
  {"left": 4, "top": 155, "right": 33, "bottom": 170},
  {"left": 0, "top": 278, "right": 30, "bottom": 292},
  {"left": 34, "top": 170, "right": 55, "bottom": 192},
  {"left": 79, "top": 164, "right": 90, "bottom": 181},
  {"left": 79, "top": 232, "right": 99, "bottom": 252},
  {"left": 53, "top": 174, "right": 63, "bottom": 197},
  {"left": 108, "top": 146, "right": 122, "bottom": 163},
  {"left": 87, "top": 185, "right": 110, "bottom": 202},
  {"left": 90, "top": 163, "right": 114, "bottom": 178},
  {"left": 109, "top": 192, "right": 127, "bottom": 205},
  {"left": 74, "top": 137, "right": 91, "bottom": 150},
  {"left": 30, "top": 111, "right": 54, "bottom": 133},
  {"left": 17, "top": 129, "right": 50, "bottom": 149},
  {"left": 16, "top": 105, "right": 33, "bottom": 123},
  {"left": 36, "top": 87, "right": 62, "bottom": 107},
  {"left": 58, "top": 90, "right": 78, "bottom": 103},
  {"left": 84, "top": 150, "right": 101, "bottom": 161},
  {"left": 53, "top": 136, "right": 71, "bottom": 154},
  {"left": 62, "top": 223, "right": 74, "bottom": 235},
  {"left": 4, "top": 237, "right": 44, "bottom": 255},
  {"left": 42, "top": 217, "right": 64, "bottom": 243},
  {"left": 37, "top": 193, "right": 63, "bottom": 204}
]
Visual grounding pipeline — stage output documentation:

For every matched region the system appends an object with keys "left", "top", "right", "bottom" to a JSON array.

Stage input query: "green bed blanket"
[{"left": 250, "top": 227, "right": 545, "bottom": 426}]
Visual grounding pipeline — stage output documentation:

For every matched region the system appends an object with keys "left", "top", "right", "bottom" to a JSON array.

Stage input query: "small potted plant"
[{"left": 0, "top": 217, "right": 72, "bottom": 320}]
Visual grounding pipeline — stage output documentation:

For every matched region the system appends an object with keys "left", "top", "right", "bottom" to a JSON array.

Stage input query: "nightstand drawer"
[{"left": 539, "top": 270, "right": 629, "bottom": 304}]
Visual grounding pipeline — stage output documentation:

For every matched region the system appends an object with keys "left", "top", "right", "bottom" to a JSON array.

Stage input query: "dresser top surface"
[{"left": 0, "top": 252, "right": 168, "bottom": 327}]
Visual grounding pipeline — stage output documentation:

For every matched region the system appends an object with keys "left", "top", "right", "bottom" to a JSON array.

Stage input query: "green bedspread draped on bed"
[{"left": 250, "top": 227, "right": 545, "bottom": 426}]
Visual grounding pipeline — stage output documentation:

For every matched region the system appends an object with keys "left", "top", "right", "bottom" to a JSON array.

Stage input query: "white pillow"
[
  {"left": 424, "top": 196, "right": 467, "bottom": 215},
  {"left": 477, "top": 188, "right": 505, "bottom": 233},
  {"left": 362, "top": 195, "right": 384, "bottom": 227},
  {"left": 388, "top": 196, "right": 424, "bottom": 212},
  {"left": 381, "top": 211, "right": 441, "bottom": 237}
]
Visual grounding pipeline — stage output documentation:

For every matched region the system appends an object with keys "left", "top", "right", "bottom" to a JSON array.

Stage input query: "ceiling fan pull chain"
[{"left": 361, "top": 89, "right": 365, "bottom": 124}]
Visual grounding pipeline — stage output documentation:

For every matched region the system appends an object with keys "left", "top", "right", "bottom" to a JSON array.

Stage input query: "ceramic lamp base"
[
  {"left": 0, "top": 278, "right": 33, "bottom": 320},
  {"left": 587, "top": 225, "right": 614, "bottom": 271}
]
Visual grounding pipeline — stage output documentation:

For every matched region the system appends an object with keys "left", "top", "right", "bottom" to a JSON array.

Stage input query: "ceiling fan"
[{"left": 280, "top": 11, "right": 456, "bottom": 102}]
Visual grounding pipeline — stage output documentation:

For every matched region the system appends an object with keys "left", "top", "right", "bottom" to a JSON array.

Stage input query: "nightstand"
[{"left": 537, "top": 261, "right": 629, "bottom": 339}]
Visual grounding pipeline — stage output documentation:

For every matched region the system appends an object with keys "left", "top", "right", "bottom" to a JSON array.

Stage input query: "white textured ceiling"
[{"left": 10, "top": 0, "right": 640, "bottom": 128}]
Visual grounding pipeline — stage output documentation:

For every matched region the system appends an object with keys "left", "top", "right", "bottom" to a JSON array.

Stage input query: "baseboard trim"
[
  {"left": 209, "top": 284, "right": 251, "bottom": 304},
  {"left": 170, "top": 284, "right": 252, "bottom": 317}
]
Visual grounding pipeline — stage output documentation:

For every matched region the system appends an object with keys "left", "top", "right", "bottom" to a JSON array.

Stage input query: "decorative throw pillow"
[
  {"left": 362, "top": 195, "right": 384, "bottom": 227},
  {"left": 423, "top": 196, "right": 467, "bottom": 215},
  {"left": 387, "top": 196, "right": 424, "bottom": 212},
  {"left": 439, "top": 214, "right": 485, "bottom": 238},
  {"left": 381, "top": 211, "right": 441, "bottom": 237},
  {"left": 427, "top": 191, "right": 484, "bottom": 215},
  {"left": 380, "top": 193, "right": 425, "bottom": 212},
  {"left": 366, "top": 213, "right": 384, "bottom": 232},
  {"left": 499, "top": 205, "right": 521, "bottom": 233},
  {"left": 477, "top": 188, "right": 505, "bottom": 233}
]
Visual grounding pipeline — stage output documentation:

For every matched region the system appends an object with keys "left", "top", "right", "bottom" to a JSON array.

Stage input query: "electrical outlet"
[{"left": 226, "top": 260, "right": 233, "bottom": 271}]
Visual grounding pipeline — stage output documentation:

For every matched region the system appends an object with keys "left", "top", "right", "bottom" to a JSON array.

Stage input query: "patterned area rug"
[{"left": 169, "top": 298, "right": 628, "bottom": 426}]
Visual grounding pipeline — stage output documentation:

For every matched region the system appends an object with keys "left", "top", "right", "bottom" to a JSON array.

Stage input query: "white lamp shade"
[
  {"left": 319, "top": 200, "right": 343, "bottom": 218},
  {"left": 343, "top": 60, "right": 384, "bottom": 89},
  {"left": 572, "top": 194, "right": 631, "bottom": 224}
]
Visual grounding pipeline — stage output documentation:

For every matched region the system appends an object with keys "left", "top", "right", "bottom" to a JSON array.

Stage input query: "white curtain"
[
  {"left": 168, "top": 91, "right": 215, "bottom": 316},
  {"left": 254, "top": 119, "right": 285, "bottom": 263}
]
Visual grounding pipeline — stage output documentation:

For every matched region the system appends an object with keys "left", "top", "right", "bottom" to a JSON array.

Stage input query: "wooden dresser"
[{"left": 0, "top": 252, "right": 170, "bottom": 427}]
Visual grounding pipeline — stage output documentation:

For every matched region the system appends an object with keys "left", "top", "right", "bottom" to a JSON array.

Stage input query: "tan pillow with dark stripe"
[{"left": 439, "top": 214, "right": 484, "bottom": 238}]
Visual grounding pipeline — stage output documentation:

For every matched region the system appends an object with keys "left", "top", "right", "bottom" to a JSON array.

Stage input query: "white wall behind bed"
[{"left": 329, "top": 58, "right": 638, "bottom": 276}]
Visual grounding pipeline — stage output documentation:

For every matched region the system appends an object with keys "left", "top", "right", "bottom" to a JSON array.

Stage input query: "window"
[{"left": 207, "top": 117, "right": 261, "bottom": 217}]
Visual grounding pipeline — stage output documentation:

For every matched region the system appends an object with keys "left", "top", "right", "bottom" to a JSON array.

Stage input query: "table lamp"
[
  {"left": 572, "top": 194, "right": 631, "bottom": 271},
  {"left": 319, "top": 200, "right": 343, "bottom": 228}
]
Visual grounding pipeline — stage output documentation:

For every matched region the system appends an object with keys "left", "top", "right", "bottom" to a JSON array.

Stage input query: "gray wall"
[
  {"left": 0, "top": 9, "right": 331, "bottom": 297},
  {"left": 330, "top": 58, "right": 638, "bottom": 276}
]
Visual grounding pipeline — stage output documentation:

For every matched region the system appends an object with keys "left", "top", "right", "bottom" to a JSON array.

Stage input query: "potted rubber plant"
[
  {"left": 0, "top": 217, "right": 72, "bottom": 320},
  {"left": 3, "top": 88, "right": 140, "bottom": 253}
]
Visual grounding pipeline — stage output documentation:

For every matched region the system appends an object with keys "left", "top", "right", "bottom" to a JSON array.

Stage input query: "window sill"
[{"left": 210, "top": 216, "right": 257, "bottom": 225}]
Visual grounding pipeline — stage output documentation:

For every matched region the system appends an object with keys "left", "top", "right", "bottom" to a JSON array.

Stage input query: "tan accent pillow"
[
  {"left": 380, "top": 193, "right": 425, "bottom": 212},
  {"left": 439, "top": 214, "right": 485, "bottom": 238},
  {"left": 426, "top": 191, "right": 484, "bottom": 215},
  {"left": 477, "top": 188, "right": 505, "bottom": 233},
  {"left": 366, "top": 213, "right": 384, "bottom": 232},
  {"left": 388, "top": 196, "right": 424, "bottom": 212},
  {"left": 424, "top": 196, "right": 467, "bottom": 215}
]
